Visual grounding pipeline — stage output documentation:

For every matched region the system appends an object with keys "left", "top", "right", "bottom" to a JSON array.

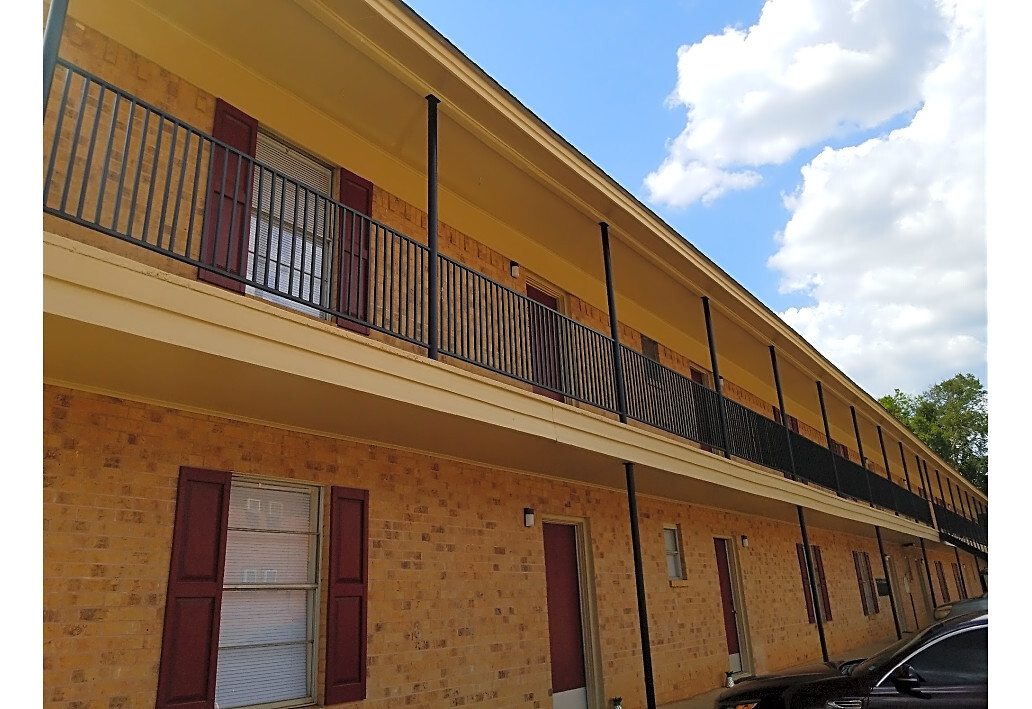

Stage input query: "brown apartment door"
[
  {"left": 526, "top": 284, "right": 564, "bottom": 401},
  {"left": 714, "top": 537, "right": 746, "bottom": 674},
  {"left": 543, "top": 523, "right": 589, "bottom": 709}
]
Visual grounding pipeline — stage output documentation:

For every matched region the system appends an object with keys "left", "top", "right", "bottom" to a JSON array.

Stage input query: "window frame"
[
  {"left": 246, "top": 131, "right": 336, "bottom": 319},
  {"left": 663, "top": 524, "right": 686, "bottom": 582},
  {"left": 217, "top": 475, "right": 323, "bottom": 709}
]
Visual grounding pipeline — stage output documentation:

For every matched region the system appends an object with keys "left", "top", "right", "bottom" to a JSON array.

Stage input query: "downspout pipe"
[
  {"left": 43, "top": 0, "right": 69, "bottom": 113},
  {"left": 797, "top": 506, "right": 829, "bottom": 662},
  {"left": 875, "top": 527, "right": 902, "bottom": 639},
  {"left": 626, "top": 463, "right": 657, "bottom": 709},
  {"left": 702, "top": 297, "right": 732, "bottom": 459},
  {"left": 426, "top": 95, "right": 441, "bottom": 360},
  {"left": 599, "top": 223, "right": 655, "bottom": 709},
  {"left": 769, "top": 346, "right": 798, "bottom": 481},
  {"left": 920, "top": 538, "right": 938, "bottom": 609}
]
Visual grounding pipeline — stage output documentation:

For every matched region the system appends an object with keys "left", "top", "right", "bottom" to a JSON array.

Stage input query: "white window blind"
[
  {"left": 246, "top": 133, "right": 335, "bottom": 317},
  {"left": 216, "top": 480, "right": 320, "bottom": 709},
  {"left": 664, "top": 526, "right": 684, "bottom": 580}
]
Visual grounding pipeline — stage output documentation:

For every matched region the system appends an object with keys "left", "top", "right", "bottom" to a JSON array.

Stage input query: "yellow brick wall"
[{"left": 44, "top": 384, "right": 924, "bottom": 709}]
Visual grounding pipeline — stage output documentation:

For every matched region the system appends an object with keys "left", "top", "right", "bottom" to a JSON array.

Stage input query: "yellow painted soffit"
[{"left": 42, "top": 230, "right": 936, "bottom": 537}]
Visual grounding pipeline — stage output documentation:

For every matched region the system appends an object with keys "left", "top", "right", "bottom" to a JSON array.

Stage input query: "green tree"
[{"left": 878, "top": 374, "right": 988, "bottom": 494}]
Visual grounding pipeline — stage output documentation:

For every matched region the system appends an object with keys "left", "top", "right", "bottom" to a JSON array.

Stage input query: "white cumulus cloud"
[
  {"left": 645, "top": 0, "right": 950, "bottom": 206},
  {"left": 646, "top": 0, "right": 985, "bottom": 395},
  {"left": 770, "top": 0, "right": 985, "bottom": 394}
]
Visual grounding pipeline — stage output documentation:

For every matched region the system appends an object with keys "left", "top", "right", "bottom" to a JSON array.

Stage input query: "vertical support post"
[
  {"left": 426, "top": 94, "right": 441, "bottom": 360},
  {"left": 625, "top": 462, "right": 657, "bottom": 709},
  {"left": 702, "top": 297, "right": 732, "bottom": 459},
  {"left": 875, "top": 527, "right": 902, "bottom": 639},
  {"left": 816, "top": 381, "right": 842, "bottom": 494},
  {"left": 947, "top": 479, "right": 958, "bottom": 513},
  {"left": 876, "top": 426, "right": 899, "bottom": 516},
  {"left": 935, "top": 470, "right": 946, "bottom": 508},
  {"left": 877, "top": 426, "right": 892, "bottom": 481},
  {"left": 916, "top": 455, "right": 926, "bottom": 497},
  {"left": 898, "top": 442, "right": 913, "bottom": 492},
  {"left": 769, "top": 346, "right": 797, "bottom": 480},
  {"left": 600, "top": 222, "right": 628, "bottom": 423},
  {"left": 43, "top": 0, "right": 70, "bottom": 113},
  {"left": 920, "top": 538, "right": 938, "bottom": 609},
  {"left": 797, "top": 506, "right": 829, "bottom": 662},
  {"left": 851, "top": 406, "right": 874, "bottom": 507},
  {"left": 953, "top": 545, "right": 968, "bottom": 598}
]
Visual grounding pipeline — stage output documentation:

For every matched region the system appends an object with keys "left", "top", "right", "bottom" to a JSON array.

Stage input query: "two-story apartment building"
[{"left": 42, "top": 1, "right": 988, "bottom": 708}]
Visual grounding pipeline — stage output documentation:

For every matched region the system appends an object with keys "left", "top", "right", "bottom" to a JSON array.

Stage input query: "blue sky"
[{"left": 405, "top": 0, "right": 987, "bottom": 398}]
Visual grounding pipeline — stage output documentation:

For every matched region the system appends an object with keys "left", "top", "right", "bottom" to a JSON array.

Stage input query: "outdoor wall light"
[
  {"left": 740, "top": 535, "right": 749, "bottom": 548},
  {"left": 524, "top": 507, "right": 535, "bottom": 527},
  {"left": 510, "top": 260, "right": 520, "bottom": 278}
]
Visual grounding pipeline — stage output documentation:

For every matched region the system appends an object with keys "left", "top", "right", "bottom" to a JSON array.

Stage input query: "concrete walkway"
[{"left": 659, "top": 634, "right": 911, "bottom": 709}]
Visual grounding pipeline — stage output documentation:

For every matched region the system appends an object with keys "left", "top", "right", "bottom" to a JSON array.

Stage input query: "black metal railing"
[
  {"left": 933, "top": 503, "right": 988, "bottom": 552},
  {"left": 44, "top": 58, "right": 970, "bottom": 538},
  {"left": 724, "top": 398, "right": 793, "bottom": 475},
  {"left": 622, "top": 347, "right": 723, "bottom": 448},
  {"left": 45, "top": 59, "right": 432, "bottom": 347},
  {"left": 439, "top": 257, "right": 618, "bottom": 411},
  {"left": 789, "top": 431, "right": 839, "bottom": 490}
]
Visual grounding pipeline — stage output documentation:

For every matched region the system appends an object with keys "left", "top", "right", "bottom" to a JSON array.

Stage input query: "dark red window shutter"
[
  {"left": 336, "top": 168, "right": 373, "bottom": 334},
  {"left": 156, "top": 467, "right": 232, "bottom": 709},
  {"left": 199, "top": 99, "right": 258, "bottom": 292},
  {"left": 812, "top": 546, "right": 833, "bottom": 621},
  {"left": 953, "top": 562, "right": 968, "bottom": 599},
  {"left": 796, "top": 543, "right": 815, "bottom": 623},
  {"left": 325, "top": 486, "right": 369, "bottom": 704},
  {"left": 935, "top": 561, "right": 951, "bottom": 603},
  {"left": 853, "top": 551, "right": 869, "bottom": 615},
  {"left": 863, "top": 553, "right": 879, "bottom": 613}
]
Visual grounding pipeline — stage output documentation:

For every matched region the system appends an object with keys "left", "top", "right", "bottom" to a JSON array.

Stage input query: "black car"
[{"left": 714, "top": 611, "right": 987, "bottom": 708}]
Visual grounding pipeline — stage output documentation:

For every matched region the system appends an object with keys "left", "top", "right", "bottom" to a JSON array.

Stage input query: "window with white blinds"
[
  {"left": 664, "top": 526, "right": 685, "bottom": 581},
  {"left": 246, "top": 133, "right": 335, "bottom": 317},
  {"left": 215, "top": 479, "right": 320, "bottom": 709}
]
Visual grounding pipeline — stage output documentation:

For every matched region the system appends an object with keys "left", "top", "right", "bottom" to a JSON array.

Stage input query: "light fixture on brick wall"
[
  {"left": 524, "top": 507, "right": 535, "bottom": 527},
  {"left": 740, "top": 535, "right": 749, "bottom": 548},
  {"left": 510, "top": 260, "right": 520, "bottom": 278}
]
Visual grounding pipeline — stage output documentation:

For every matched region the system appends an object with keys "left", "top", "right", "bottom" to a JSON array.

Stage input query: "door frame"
[
  {"left": 542, "top": 515, "right": 603, "bottom": 709},
  {"left": 714, "top": 535, "right": 753, "bottom": 677},
  {"left": 525, "top": 278, "right": 567, "bottom": 402}
]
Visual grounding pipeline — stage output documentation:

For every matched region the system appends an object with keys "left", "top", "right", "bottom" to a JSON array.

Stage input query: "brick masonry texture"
[
  {"left": 41, "top": 385, "right": 946, "bottom": 709},
  {"left": 44, "top": 15, "right": 983, "bottom": 709}
]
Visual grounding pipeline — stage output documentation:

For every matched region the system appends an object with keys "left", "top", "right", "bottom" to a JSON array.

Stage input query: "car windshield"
[{"left": 850, "top": 621, "right": 947, "bottom": 677}]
